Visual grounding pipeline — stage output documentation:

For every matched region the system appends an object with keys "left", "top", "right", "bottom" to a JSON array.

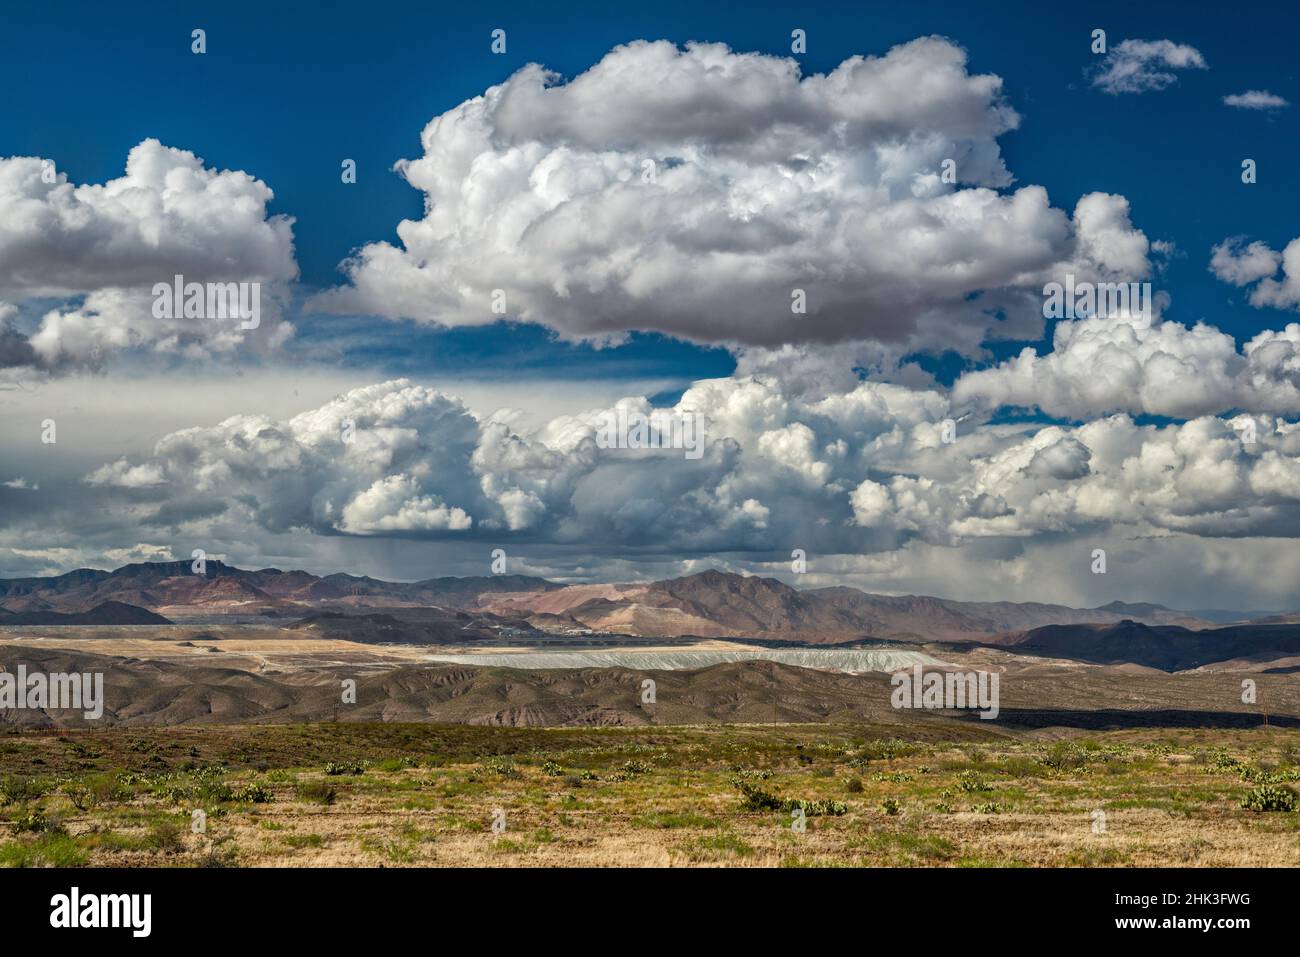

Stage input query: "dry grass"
[{"left": 0, "top": 722, "right": 1297, "bottom": 867}]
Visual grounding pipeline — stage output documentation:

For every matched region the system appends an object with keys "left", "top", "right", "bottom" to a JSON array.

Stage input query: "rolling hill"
[{"left": 992, "top": 620, "right": 1300, "bottom": 671}]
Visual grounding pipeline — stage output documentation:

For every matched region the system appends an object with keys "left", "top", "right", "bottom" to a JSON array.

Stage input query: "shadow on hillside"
[{"left": 989, "top": 708, "right": 1300, "bottom": 730}]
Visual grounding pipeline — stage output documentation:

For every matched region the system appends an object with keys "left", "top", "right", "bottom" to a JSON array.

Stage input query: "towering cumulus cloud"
[{"left": 314, "top": 38, "right": 1149, "bottom": 352}]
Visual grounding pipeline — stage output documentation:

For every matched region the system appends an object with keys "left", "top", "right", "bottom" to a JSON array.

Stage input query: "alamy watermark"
[
  {"left": 595, "top": 408, "right": 705, "bottom": 460},
  {"left": 50, "top": 887, "right": 150, "bottom": 937},
  {"left": 0, "top": 666, "right": 104, "bottom": 719},
  {"left": 890, "top": 665, "right": 999, "bottom": 720},
  {"left": 1043, "top": 273, "right": 1152, "bottom": 327},
  {"left": 152, "top": 274, "right": 260, "bottom": 329}
]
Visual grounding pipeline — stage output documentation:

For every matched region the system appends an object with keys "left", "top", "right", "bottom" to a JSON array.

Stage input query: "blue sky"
[{"left": 3, "top": 0, "right": 1296, "bottom": 384}]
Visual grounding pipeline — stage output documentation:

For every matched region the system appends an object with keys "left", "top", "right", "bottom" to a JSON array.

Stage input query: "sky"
[{"left": 1, "top": 0, "right": 1299, "bottom": 610}]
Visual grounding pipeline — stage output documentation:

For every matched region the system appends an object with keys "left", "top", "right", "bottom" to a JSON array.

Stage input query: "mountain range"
[{"left": 0, "top": 559, "right": 1289, "bottom": 645}]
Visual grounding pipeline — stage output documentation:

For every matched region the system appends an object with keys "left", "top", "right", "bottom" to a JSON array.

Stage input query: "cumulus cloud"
[
  {"left": 70, "top": 371, "right": 1300, "bottom": 575},
  {"left": 1025, "top": 436, "right": 1092, "bottom": 480},
  {"left": 0, "top": 139, "right": 297, "bottom": 369},
  {"left": 1090, "top": 39, "right": 1207, "bottom": 94},
  {"left": 314, "top": 38, "right": 1151, "bottom": 352},
  {"left": 85, "top": 459, "right": 168, "bottom": 488},
  {"left": 953, "top": 314, "right": 1300, "bottom": 418},
  {"left": 1211, "top": 237, "right": 1300, "bottom": 311},
  {"left": 851, "top": 414, "right": 1300, "bottom": 543},
  {"left": 1223, "top": 90, "right": 1289, "bottom": 110},
  {"left": 1210, "top": 238, "right": 1282, "bottom": 286}
]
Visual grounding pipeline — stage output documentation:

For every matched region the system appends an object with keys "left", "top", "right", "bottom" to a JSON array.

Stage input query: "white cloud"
[
  {"left": 0, "top": 139, "right": 297, "bottom": 369},
  {"left": 953, "top": 314, "right": 1300, "bottom": 418},
  {"left": 314, "top": 38, "right": 1150, "bottom": 352},
  {"left": 1211, "top": 237, "right": 1300, "bottom": 311},
  {"left": 85, "top": 459, "right": 167, "bottom": 488},
  {"left": 68, "top": 371, "right": 1300, "bottom": 571},
  {"left": 1210, "top": 238, "right": 1282, "bottom": 286},
  {"left": 339, "top": 475, "right": 473, "bottom": 533},
  {"left": 1223, "top": 90, "right": 1289, "bottom": 110},
  {"left": 1090, "top": 39, "right": 1207, "bottom": 94},
  {"left": 103, "top": 543, "right": 176, "bottom": 565}
]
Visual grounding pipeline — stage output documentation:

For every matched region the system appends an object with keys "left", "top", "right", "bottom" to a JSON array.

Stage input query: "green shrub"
[
  {"left": 324, "top": 761, "right": 364, "bottom": 777},
  {"left": 295, "top": 781, "right": 337, "bottom": 805},
  {"left": 12, "top": 810, "right": 63, "bottom": 834},
  {"left": 956, "top": 771, "right": 992, "bottom": 793},
  {"left": 283, "top": 833, "right": 325, "bottom": 849},
  {"left": 0, "top": 833, "right": 86, "bottom": 867},
  {"left": 232, "top": 783, "right": 273, "bottom": 804},
  {"left": 732, "top": 780, "right": 846, "bottom": 816},
  {"left": 0, "top": 776, "right": 53, "bottom": 804},
  {"left": 1240, "top": 785, "right": 1296, "bottom": 812}
]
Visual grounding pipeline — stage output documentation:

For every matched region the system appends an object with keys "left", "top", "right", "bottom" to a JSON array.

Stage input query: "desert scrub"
[
  {"left": 632, "top": 810, "right": 720, "bottom": 830},
  {"left": 0, "top": 775, "right": 55, "bottom": 804},
  {"left": 542, "top": 760, "right": 565, "bottom": 776},
  {"left": 607, "top": 760, "right": 653, "bottom": 782},
  {"left": 132, "top": 765, "right": 239, "bottom": 804},
  {"left": 0, "top": 832, "right": 87, "bottom": 867},
  {"left": 63, "top": 773, "right": 128, "bottom": 810},
  {"left": 848, "top": 739, "right": 919, "bottom": 766},
  {"left": 283, "top": 833, "right": 325, "bottom": 849},
  {"left": 879, "top": 798, "right": 900, "bottom": 816},
  {"left": 82, "top": 820, "right": 184, "bottom": 854},
  {"left": 681, "top": 833, "right": 755, "bottom": 861},
  {"left": 482, "top": 758, "right": 520, "bottom": 779},
  {"left": 374, "top": 757, "right": 418, "bottom": 773},
  {"left": 1239, "top": 785, "right": 1297, "bottom": 812},
  {"left": 956, "top": 771, "right": 992, "bottom": 793},
  {"left": 1239, "top": 765, "right": 1300, "bottom": 784},
  {"left": 361, "top": 836, "right": 416, "bottom": 863},
  {"left": 295, "top": 781, "right": 337, "bottom": 805},
  {"left": 324, "top": 761, "right": 364, "bottom": 776},
  {"left": 732, "top": 780, "right": 847, "bottom": 816},
  {"left": 871, "top": 771, "right": 912, "bottom": 783},
  {"left": 11, "top": 809, "right": 63, "bottom": 834},
  {"left": 1039, "top": 742, "right": 1092, "bottom": 773},
  {"left": 231, "top": 783, "right": 273, "bottom": 804},
  {"left": 995, "top": 756, "right": 1041, "bottom": 779}
]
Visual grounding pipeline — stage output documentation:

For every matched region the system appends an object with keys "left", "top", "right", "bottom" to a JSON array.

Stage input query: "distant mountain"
[
  {"left": 1186, "top": 608, "right": 1280, "bottom": 625},
  {"left": 285, "top": 608, "right": 531, "bottom": 645},
  {"left": 0, "top": 601, "right": 171, "bottom": 626},
  {"left": 480, "top": 570, "right": 1215, "bottom": 643},
  {"left": 1094, "top": 603, "right": 1278, "bottom": 626},
  {"left": 0, "top": 561, "right": 1282, "bottom": 644},
  {"left": 1240, "top": 611, "right": 1300, "bottom": 626},
  {"left": 993, "top": 619, "right": 1300, "bottom": 671},
  {"left": 0, "top": 560, "right": 558, "bottom": 619}
]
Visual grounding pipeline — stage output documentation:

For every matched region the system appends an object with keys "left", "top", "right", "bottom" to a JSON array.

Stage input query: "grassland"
[{"left": 1, "top": 722, "right": 1297, "bottom": 867}]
